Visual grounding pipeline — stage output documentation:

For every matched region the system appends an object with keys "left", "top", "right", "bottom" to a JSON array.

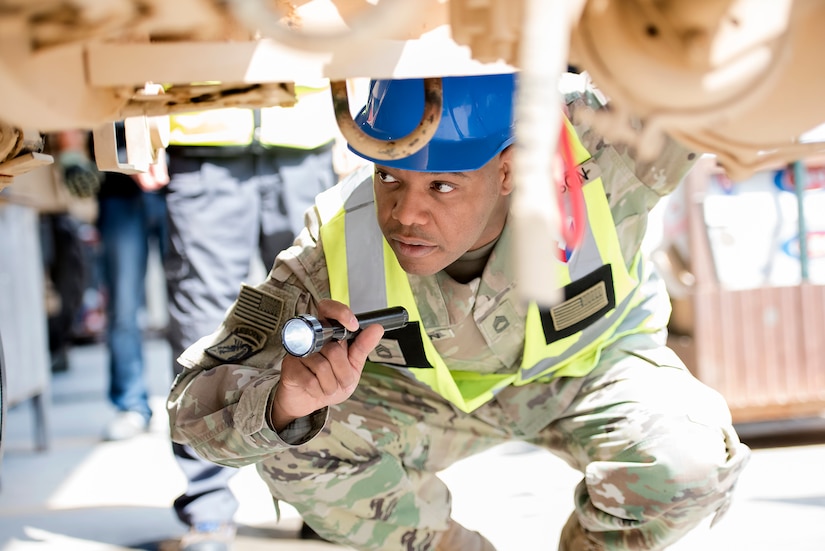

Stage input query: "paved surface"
[{"left": 1, "top": 338, "right": 824, "bottom": 550}]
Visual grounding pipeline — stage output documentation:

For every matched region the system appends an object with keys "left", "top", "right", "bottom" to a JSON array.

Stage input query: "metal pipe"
[
  {"left": 512, "top": 0, "right": 575, "bottom": 307},
  {"left": 227, "top": 0, "right": 421, "bottom": 52},
  {"left": 792, "top": 161, "right": 810, "bottom": 281}
]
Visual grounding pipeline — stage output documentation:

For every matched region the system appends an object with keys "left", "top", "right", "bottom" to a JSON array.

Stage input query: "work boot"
[
  {"left": 435, "top": 519, "right": 496, "bottom": 551},
  {"left": 558, "top": 512, "right": 604, "bottom": 551}
]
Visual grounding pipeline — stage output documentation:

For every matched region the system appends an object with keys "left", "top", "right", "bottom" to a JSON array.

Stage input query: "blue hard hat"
[{"left": 348, "top": 73, "right": 517, "bottom": 172}]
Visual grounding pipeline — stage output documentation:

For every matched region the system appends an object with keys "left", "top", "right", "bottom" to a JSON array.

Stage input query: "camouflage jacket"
[{"left": 167, "top": 76, "right": 697, "bottom": 467}]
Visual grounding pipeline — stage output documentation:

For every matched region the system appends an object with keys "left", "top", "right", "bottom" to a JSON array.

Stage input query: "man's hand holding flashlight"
[{"left": 270, "top": 299, "right": 385, "bottom": 431}]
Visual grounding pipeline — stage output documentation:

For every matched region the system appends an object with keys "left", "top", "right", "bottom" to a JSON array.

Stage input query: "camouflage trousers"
[{"left": 256, "top": 333, "right": 750, "bottom": 550}]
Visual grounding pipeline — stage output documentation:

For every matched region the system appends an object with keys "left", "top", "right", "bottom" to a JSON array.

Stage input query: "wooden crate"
[{"left": 668, "top": 159, "right": 825, "bottom": 423}]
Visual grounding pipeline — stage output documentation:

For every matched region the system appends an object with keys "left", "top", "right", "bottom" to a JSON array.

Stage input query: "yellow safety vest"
[
  {"left": 168, "top": 82, "right": 338, "bottom": 149},
  {"left": 316, "top": 119, "right": 650, "bottom": 413}
]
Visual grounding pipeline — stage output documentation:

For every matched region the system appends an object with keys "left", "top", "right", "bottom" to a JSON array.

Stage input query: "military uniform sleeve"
[
  {"left": 562, "top": 72, "right": 699, "bottom": 266},
  {"left": 167, "top": 205, "right": 333, "bottom": 467},
  {"left": 563, "top": 71, "right": 698, "bottom": 197}
]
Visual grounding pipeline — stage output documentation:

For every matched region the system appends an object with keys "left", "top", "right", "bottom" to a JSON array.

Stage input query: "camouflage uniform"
[{"left": 168, "top": 81, "right": 750, "bottom": 550}]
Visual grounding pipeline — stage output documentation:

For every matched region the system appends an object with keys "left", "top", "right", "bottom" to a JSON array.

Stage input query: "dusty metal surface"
[{"left": 3, "top": 0, "right": 825, "bottom": 180}]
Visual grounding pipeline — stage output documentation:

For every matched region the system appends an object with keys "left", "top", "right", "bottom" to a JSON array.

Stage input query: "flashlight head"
[{"left": 281, "top": 315, "right": 323, "bottom": 357}]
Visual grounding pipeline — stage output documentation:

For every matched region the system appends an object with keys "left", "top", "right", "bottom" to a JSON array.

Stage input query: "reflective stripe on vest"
[{"left": 316, "top": 120, "right": 647, "bottom": 413}]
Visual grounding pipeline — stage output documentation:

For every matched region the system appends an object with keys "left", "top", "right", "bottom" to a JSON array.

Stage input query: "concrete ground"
[{"left": 0, "top": 338, "right": 824, "bottom": 550}]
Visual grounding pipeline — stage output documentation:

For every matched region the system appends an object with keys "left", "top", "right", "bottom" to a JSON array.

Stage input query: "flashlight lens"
[{"left": 282, "top": 318, "right": 315, "bottom": 357}]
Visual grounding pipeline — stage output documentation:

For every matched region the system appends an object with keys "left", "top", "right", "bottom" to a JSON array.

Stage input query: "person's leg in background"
[
  {"left": 142, "top": 189, "right": 169, "bottom": 329},
  {"left": 164, "top": 143, "right": 335, "bottom": 549},
  {"left": 256, "top": 142, "right": 337, "bottom": 541},
  {"left": 40, "top": 212, "right": 87, "bottom": 373},
  {"left": 256, "top": 142, "right": 336, "bottom": 267},
  {"left": 165, "top": 153, "right": 263, "bottom": 551},
  {"left": 97, "top": 189, "right": 154, "bottom": 440}
]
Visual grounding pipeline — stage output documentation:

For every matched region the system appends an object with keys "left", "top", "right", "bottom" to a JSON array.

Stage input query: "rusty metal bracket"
[{"left": 330, "top": 77, "right": 442, "bottom": 161}]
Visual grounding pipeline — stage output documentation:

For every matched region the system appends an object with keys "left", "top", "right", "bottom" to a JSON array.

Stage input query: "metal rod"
[{"left": 792, "top": 161, "right": 809, "bottom": 281}]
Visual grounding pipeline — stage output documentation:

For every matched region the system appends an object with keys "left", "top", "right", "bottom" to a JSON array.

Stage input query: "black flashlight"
[{"left": 281, "top": 306, "right": 409, "bottom": 357}]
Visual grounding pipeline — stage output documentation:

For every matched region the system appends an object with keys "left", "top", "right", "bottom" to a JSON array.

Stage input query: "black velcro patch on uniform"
[
  {"left": 234, "top": 284, "right": 284, "bottom": 333},
  {"left": 539, "top": 264, "right": 615, "bottom": 344},
  {"left": 370, "top": 322, "right": 433, "bottom": 368},
  {"left": 205, "top": 324, "right": 267, "bottom": 362}
]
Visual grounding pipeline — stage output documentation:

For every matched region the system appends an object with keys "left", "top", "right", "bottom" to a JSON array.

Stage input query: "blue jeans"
[{"left": 97, "top": 190, "right": 168, "bottom": 422}]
